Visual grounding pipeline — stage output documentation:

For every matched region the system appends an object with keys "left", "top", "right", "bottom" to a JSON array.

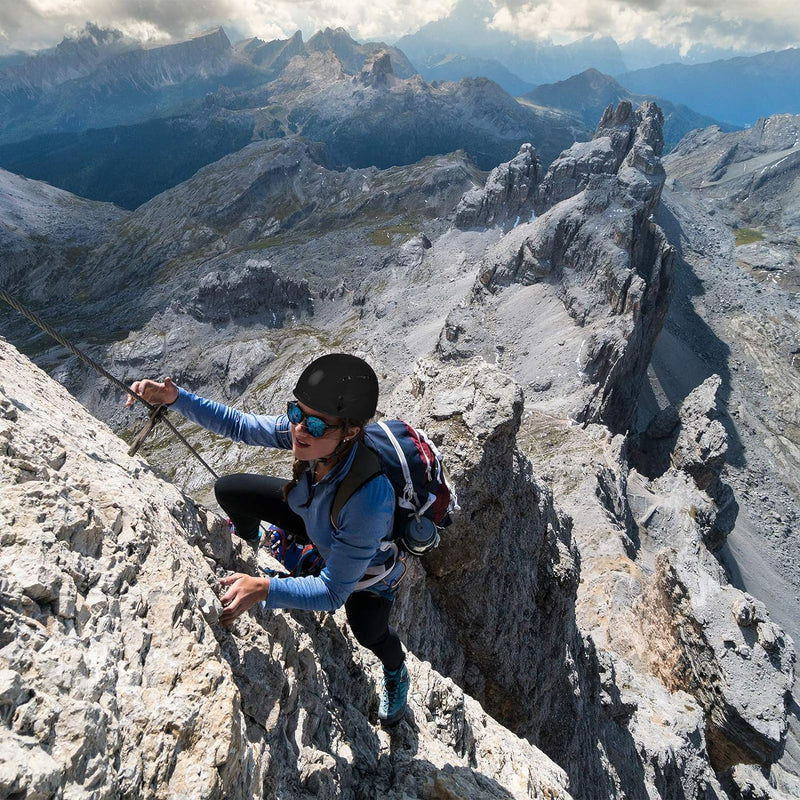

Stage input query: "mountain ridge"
[
  {"left": 0, "top": 30, "right": 582, "bottom": 209},
  {"left": 619, "top": 48, "right": 800, "bottom": 126},
  {"left": 525, "top": 68, "right": 740, "bottom": 151}
]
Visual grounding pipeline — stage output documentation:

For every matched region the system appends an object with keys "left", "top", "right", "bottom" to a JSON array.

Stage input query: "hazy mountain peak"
[
  {"left": 397, "top": 4, "right": 625, "bottom": 86},
  {"left": 0, "top": 21, "right": 137, "bottom": 91},
  {"left": 56, "top": 21, "right": 128, "bottom": 52}
]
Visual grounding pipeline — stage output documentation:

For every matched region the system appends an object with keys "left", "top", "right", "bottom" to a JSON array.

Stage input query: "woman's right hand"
[{"left": 125, "top": 377, "right": 179, "bottom": 408}]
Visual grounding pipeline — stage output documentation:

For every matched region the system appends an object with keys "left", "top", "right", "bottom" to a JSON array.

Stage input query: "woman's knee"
[{"left": 213, "top": 473, "right": 240, "bottom": 504}]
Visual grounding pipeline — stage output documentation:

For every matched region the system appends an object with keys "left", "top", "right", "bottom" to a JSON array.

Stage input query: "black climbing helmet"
[{"left": 293, "top": 353, "right": 379, "bottom": 419}]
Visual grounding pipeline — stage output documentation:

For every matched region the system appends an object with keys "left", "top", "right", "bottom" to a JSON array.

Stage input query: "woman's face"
[{"left": 290, "top": 400, "right": 359, "bottom": 462}]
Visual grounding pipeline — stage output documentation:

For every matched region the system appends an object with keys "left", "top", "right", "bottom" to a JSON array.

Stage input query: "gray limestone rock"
[
  {"left": 189, "top": 259, "right": 313, "bottom": 326},
  {"left": 645, "top": 404, "right": 680, "bottom": 439},
  {"left": 463, "top": 102, "right": 673, "bottom": 432},
  {"left": 455, "top": 143, "right": 542, "bottom": 230},
  {"left": 0, "top": 339, "right": 573, "bottom": 800},
  {"left": 672, "top": 375, "right": 728, "bottom": 491},
  {"left": 535, "top": 102, "right": 665, "bottom": 215},
  {"left": 623, "top": 462, "right": 795, "bottom": 772}
]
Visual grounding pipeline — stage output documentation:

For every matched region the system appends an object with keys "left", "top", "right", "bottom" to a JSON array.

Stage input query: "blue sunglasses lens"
[
  {"left": 305, "top": 416, "right": 328, "bottom": 437},
  {"left": 287, "top": 402, "right": 329, "bottom": 437},
  {"left": 286, "top": 401, "right": 302, "bottom": 424}
]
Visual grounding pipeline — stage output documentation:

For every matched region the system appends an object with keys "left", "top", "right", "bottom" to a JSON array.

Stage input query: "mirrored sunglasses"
[{"left": 286, "top": 401, "right": 341, "bottom": 438}]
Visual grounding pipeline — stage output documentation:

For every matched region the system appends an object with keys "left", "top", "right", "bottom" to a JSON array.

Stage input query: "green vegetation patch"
[
  {"left": 369, "top": 222, "right": 419, "bottom": 247},
  {"left": 734, "top": 228, "right": 765, "bottom": 246}
]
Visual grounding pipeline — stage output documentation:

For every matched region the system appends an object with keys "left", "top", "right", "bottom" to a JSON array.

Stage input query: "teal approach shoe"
[{"left": 379, "top": 662, "right": 409, "bottom": 725}]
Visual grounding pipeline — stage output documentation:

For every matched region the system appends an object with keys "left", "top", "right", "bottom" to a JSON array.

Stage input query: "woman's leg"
[
  {"left": 345, "top": 591, "right": 404, "bottom": 670},
  {"left": 214, "top": 474, "right": 306, "bottom": 542}
]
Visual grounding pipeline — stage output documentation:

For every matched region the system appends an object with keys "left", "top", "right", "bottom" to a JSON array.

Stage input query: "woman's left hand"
[{"left": 219, "top": 573, "right": 270, "bottom": 625}]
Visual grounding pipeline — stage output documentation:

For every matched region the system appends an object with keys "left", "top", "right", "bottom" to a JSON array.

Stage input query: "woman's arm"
[
  {"left": 263, "top": 476, "right": 395, "bottom": 612},
  {"left": 126, "top": 377, "right": 292, "bottom": 449}
]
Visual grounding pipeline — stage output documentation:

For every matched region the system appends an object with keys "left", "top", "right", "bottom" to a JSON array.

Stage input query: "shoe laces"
[{"left": 383, "top": 666, "right": 406, "bottom": 703}]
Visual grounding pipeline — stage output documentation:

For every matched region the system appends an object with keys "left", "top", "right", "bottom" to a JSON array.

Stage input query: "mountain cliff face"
[
  {"left": 645, "top": 115, "right": 800, "bottom": 794},
  {"left": 454, "top": 142, "right": 541, "bottom": 229},
  {"left": 0, "top": 27, "right": 242, "bottom": 144},
  {"left": 0, "top": 23, "right": 134, "bottom": 94},
  {"left": 1, "top": 101, "right": 797, "bottom": 798},
  {"left": 0, "top": 339, "right": 572, "bottom": 800},
  {"left": 447, "top": 101, "right": 672, "bottom": 434}
]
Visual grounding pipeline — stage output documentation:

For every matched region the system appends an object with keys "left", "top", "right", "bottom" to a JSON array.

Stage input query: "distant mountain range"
[
  {"left": 396, "top": 0, "right": 626, "bottom": 89},
  {"left": 1, "top": 11, "right": 795, "bottom": 212},
  {"left": 525, "top": 69, "right": 739, "bottom": 151},
  {"left": 393, "top": 0, "right": 799, "bottom": 127},
  {"left": 0, "top": 26, "right": 584, "bottom": 209},
  {"left": 0, "top": 24, "right": 415, "bottom": 146},
  {"left": 411, "top": 53, "right": 534, "bottom": 97},
  {"left": 619, "top": 48, "right": 800, "bottom": 127},
  {"left": 394, "top": 0, "right": 761, "bottom": 91}
]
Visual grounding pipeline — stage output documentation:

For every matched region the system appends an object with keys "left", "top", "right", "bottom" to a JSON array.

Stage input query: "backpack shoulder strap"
[{"left": 330, "top": 442, "right": 384, "bottom": 529}]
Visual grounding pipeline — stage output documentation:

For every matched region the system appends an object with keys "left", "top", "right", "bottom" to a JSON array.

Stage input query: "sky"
[{"left": 1, "top": 0, "right": 799, "bottom": 57}]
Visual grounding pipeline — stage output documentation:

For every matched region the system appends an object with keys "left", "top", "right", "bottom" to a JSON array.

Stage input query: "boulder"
[{"left": 672, "top": 375, "right": 728, "bottom": 492}]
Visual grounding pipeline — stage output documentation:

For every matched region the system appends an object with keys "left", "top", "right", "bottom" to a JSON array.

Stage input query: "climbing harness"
[{"left": 0, "top": 287, "right": 219, "bottom": 478}]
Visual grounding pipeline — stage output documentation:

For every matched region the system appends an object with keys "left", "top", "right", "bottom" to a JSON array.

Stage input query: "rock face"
[
  {"left": 441, "top": 101, "right": 673, "bottom": 434},
  {"left": 455, "top": 143, "right": 542, "bottom": 230},
  {"left": 535, "top": 101, "right": 664, "bottom": 215},
  {"left": 388, "top": 359, "right": 583, "bottom": 740},
  {"left": 0, "top": 339, "right": 572, "bottom": 800},
  {"left": 189, "top": 260, "right": 313, "bottom": 326},
  {"left": 626, "top": 403, "right": 794, "bottom": 774},
  {"left": 631, "top": 375, "right": 738, "bottom": 551}
]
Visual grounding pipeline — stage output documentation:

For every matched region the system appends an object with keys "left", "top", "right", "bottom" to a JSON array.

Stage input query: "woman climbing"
[{"left": 126, "top": 353, "right": 410, "bottom": 725}]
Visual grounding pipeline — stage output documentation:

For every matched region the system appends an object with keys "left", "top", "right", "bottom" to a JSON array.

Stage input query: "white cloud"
[
  {"left": 1, "top": 0, "right": 797, "bottom": 55},
  {"left": 0, "top": 0, "right": 457, "bottom": 53},
  {"left": 490, "top": 0, "right": 800, "bottom": 53}
]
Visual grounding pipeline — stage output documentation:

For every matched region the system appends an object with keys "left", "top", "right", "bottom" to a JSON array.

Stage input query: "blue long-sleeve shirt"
[{"left": 171, "top": 388, "right": 397, "bottom": 611}]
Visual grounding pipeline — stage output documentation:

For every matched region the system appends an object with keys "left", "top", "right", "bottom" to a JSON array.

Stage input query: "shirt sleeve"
[
  {"left": 263, "top": 475, "right": 395, "bottom": 612},
  {"left": 169, "top": 387, "right": 292, "bottom": 449}
]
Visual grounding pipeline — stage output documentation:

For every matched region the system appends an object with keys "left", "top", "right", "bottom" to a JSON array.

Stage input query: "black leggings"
[{"left": 215, "top": 473, "right": 404, "bottom": 670}]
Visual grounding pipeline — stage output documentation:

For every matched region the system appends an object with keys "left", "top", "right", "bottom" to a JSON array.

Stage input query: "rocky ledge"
[{"left": 0, "top": 338, "right": 571, "bottom": 800}]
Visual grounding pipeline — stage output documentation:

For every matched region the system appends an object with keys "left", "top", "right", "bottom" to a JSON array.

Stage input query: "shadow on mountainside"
[{"left": 646, "top": 202, "right": 745, "bottom": 469}]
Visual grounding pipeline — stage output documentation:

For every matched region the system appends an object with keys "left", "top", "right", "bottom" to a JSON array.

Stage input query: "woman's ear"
[{"left": 344, "top": 424, "right": 361, "bottom": 441}]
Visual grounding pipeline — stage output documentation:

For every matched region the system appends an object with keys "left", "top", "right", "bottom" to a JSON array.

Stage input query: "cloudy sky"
[{"left": 1, "top": 0, "right": 799, "bottom": 56}]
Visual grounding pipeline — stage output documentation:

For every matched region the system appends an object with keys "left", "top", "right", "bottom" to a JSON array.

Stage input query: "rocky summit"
[{"left": 1, "top": 98, "right": 799, "bottom": 799}]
